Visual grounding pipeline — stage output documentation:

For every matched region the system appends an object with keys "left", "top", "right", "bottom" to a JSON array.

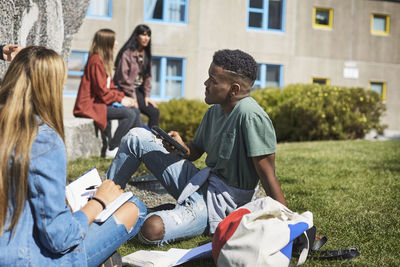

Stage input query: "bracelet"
[{"left": 90, "top": 196, "right": 106, "bottom": 210}]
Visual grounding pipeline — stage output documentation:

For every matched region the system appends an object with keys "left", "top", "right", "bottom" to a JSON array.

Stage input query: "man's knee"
[{"left": 140, "top": 215, "right": 165, "bottom": 241}]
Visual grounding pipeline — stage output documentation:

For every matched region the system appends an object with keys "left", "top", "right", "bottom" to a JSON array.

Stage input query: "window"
[
  {"left": 247, "top": 0, "right": 285, "bottom": 31},
  {"left": 144, "top": 0, "right": 188, "bottom": 23},
  {"left": 64, "top": 51, "right": 88, "bottom": 95},
  {"left": 313, "top": 7, "right": 333, "bottom": 29},
  {"left": 312, "top": 78, "right": 330, "bottom": 85},
  {"left": 371, "top": 14, "right": 390, "bottom": 35},
  {"left": 370, "top": 82, "right": 386, "bottom": 100},
  {"left": 87, "top": 0, "right": 112, "bottom": 18},
  {"left": 253, "top": 64, "right": 283, "bottom": 89},
  {"left": 151, "top": 56, "right": 185, "bottom": 100}
]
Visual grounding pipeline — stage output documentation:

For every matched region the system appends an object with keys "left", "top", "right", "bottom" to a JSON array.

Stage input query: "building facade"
[{"left": 64, "top": 0, "right": 400, "bottom": 131}]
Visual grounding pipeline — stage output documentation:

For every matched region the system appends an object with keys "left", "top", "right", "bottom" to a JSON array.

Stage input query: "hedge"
[
  {"left": 158, "top": 84, "right": 386, "bottom": 142},
  {"left": 251, "top": 84, "right": 386, "bottom": 142}
]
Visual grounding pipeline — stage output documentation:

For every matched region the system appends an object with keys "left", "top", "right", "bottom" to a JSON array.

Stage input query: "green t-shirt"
[{"left": 192, "top": 96, "right": 276, "bottom": 190}]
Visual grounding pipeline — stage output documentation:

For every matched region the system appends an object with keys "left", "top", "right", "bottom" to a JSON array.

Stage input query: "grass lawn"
[{"left": 68, "top": 140, "right": 400, "bottom": 266}]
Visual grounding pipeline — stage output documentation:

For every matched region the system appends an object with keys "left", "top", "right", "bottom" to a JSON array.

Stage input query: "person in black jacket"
[{"left": 0, "top": 45, "right": 22, "bottom": 61}]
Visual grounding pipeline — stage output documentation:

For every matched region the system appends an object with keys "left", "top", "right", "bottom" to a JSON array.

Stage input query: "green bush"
[
  {"left": 158, "top": 99, "right": 209, "bottom": 142},
  {"left": 251, "top": 84, "right": 386, "bottom": 141},
  {"left": 158, "top": 84, "right": 385, "bottom": 142}
]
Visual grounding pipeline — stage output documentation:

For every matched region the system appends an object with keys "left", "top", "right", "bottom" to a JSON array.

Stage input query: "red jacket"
[{"left": 73, "top": 54, "right": 124, "bottom": 131}]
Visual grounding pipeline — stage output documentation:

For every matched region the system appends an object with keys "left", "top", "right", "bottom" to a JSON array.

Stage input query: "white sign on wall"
[{"left": 343, "top": 61, "right": 359, "bottom": 79}]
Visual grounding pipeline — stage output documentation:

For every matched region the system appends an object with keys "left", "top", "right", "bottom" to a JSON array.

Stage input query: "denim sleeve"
[{"left": 29, "top": 126, "right": 89, "bottom": 254}]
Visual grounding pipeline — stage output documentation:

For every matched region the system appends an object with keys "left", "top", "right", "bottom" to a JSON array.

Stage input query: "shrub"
[
  {"left": 158, "top": 99, "right": 209, "bottom": 142},
  {"left": 251, "top": 84, "right": 386, "bottom": 142}
]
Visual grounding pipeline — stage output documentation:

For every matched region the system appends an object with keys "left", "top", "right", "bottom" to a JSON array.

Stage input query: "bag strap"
[
  {"left": 292, "top": 227, "right": 360, "bottom": 263},
  {"left": 308, "top": 248, "right": 360, "bottom": 260}
]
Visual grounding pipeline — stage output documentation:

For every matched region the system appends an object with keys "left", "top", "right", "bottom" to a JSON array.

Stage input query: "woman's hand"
[
  {"left": 121, "top": 96, "right": 138, "bottom": 108},
  {"left": 93, "top": 180, "right": 123, "bottom": 206},
  {"left": 145, "top": 97, "right": 158, "bottom": 108},
  {"left": 3, "top": 44, "right": 23, "bottom": 61},
  {"left": 80, "top": 180, "right": 123, "bottom": 224}
]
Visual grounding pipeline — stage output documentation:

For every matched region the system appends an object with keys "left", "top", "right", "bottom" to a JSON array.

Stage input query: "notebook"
[{"left": 66, "top": 168, "right": 132, "bottom": 222}]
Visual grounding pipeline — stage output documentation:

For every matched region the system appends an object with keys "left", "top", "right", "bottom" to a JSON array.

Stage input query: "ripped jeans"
[{"left": 106, "top": 128, "right": 208, "bottom": 246}]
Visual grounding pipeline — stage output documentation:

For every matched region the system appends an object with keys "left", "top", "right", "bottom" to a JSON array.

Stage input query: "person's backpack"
[{"left": 212, "top": 197, "right": 359, "bottom": 266}]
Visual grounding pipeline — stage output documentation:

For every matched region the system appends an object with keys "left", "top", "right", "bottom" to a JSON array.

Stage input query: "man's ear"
[{"left": 230, "top": 83, "right": 240, "bottom": 96}]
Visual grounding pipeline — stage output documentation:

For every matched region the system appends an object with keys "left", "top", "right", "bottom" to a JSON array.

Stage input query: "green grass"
[{"left": 68, "top": 140, "right": 400, "bottom": 266}]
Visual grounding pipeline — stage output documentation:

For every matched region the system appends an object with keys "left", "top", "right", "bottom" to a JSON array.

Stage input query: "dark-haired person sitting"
[{"left": 106, "top": 49, "right": 287, "bottom": 245}]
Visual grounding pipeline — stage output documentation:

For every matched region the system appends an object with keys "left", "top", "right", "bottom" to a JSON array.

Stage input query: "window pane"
[
  {"left": 249, "top": 0, "right": 263, "bottom": 9},
  {"left": 147, "top": 0, "right": 163, "bottom": 19},
  {"left": 88, "top": 0, "right": 110, "bottom": 16},
  {"left": 151, "top": 58, "right": 161, "bottom": 96},
  {"left": 370, "top": 83, "right": 383, "bottom": 95},
  {"left": 167, "top": 1, "right": 185, "bottom": 22},
  {"left": 373, "top": 16, "right": 386, "bottom": 32},
  {"left": 166, "top": 59, "right": 182, "bottom": 76},
  {"left": 268, "top": 0, "right": 282, "bottom": 29},
  {"left": 313, "top": 79, "right": 327, "bottom": 85},
  {"left": 68, "top": 52, "right": 87, "bottom": 73},
  {"left": 266, "top": 65, "right": 280, "bottom": 87},
  {"left": 249, "top": 12, "right": 263, "bottom": 28},
  {"left": 166, "top": 80, "right": 182, "bottom": 98},
  {"left": 315, "top": 9, "right": 330, "bottom": 25}
]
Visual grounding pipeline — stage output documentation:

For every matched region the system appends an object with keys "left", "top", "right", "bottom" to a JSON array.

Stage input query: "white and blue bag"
[{"left": 212, "top": 197, "right": 313, "bottom": 266}]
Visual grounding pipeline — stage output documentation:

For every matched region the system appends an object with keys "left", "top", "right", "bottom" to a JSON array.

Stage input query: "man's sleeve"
[
  {"left": 243, "top": 113, "right": 276, "bottom": 157},
  {"left": 0, "top": 45, "right": 4, "bottom": 61},
  {"left": 191, "top": 108, "right": 210, "bottom": 151}
]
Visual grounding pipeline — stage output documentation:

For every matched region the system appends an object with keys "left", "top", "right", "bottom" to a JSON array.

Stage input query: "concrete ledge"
[{"left": 64, "top": 118, "right": 102, "bottom": 161}]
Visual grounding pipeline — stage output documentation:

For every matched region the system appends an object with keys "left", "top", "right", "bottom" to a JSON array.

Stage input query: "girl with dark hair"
[
  {"left": 0, "top": 46, "right": 146, "bottom": 266},
  {"left": 74, "top": 29, "right": 142, "bottom": 157},
  {"left": 114, "top": 24, "right": 159, "bottom": 128}
]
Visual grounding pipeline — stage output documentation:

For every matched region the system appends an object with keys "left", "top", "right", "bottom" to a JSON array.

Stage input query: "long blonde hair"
[
  {"left": 89, "top": 28, "right": 116, "bottom": 76},
  {"left": 0, "top": 46, "right": 66, "bottom": 234}
]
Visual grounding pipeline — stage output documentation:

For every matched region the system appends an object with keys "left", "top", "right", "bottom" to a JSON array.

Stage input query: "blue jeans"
[
  {"left": 85, "top": 196, "right": 147, "bottom": 266},
  {"left": 106, "top": 127, "right": 208, "bottom": 246}
]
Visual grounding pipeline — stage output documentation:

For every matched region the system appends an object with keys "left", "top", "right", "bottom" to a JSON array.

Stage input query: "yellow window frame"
[
  {"left": 313, "top": 7, "right": 333, "bottom": 29},
  {"left": 312, "top": 77, "right": 330, "bottom": 85},
  {"left": 371, "top": 14, "right": 390, "bottom": 35},
  {"left": 369, "top": 81, "right": 386, "bottom": 101}
]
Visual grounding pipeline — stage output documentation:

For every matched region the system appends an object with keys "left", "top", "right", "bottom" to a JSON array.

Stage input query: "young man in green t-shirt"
[{"left": 107, "top": 49, "right": 287, "bottom": 245}]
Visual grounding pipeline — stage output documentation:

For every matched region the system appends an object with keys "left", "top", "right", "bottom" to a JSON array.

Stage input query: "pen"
[{"left": 85, "top": 185, "right": 99, "bottom": 190}]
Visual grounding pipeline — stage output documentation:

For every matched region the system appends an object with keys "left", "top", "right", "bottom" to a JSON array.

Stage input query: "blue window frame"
[
  {"left": 65, "top": 51, "right": 88, "bottom": 96},
  {"left": 144, "top": 0, "right": 188, "bottom": 24},
  {"left": 86, "top": 0, "right": 112, "bottom": 18},
  {"left": 151, "top": 56, "right": 186, "bottom": 100},
  {"left": 247, "top": 0, "right": 286, "bottom": 32},
  {"left": 253, "top": 63, "right": 283, "bottom": 90}
]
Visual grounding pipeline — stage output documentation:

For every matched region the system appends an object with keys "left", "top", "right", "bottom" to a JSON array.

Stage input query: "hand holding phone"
[{"left": 151, "top": 126, "right": 188, "bottom": 155}]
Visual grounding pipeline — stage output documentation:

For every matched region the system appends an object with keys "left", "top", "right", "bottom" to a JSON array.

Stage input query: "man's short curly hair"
[{"left": 212, "top": 49, "right": 257, "bottom": 84}]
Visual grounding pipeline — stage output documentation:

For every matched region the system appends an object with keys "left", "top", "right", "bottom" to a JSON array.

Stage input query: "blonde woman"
[
  {"left": 0, "top": 46, "right": 146, "bottom": 266},
  {"left": 74, "top": 29, "right": 141, "bottom": 157}
]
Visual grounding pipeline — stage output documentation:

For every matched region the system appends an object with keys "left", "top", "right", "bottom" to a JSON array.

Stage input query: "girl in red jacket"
[{"left": 74, "top": 29, "right": 141, "bottom": 157}]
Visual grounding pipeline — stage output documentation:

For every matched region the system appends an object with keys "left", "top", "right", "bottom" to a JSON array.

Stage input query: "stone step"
[{"left": 64, "top": 118, "right": 101, "bottom": 161}]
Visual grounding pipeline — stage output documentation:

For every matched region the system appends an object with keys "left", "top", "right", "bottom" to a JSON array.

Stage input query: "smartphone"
[{"left": 151, "top": 126, "right": 188, "bottom": 155}]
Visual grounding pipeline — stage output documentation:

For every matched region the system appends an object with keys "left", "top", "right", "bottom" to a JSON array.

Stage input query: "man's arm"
[
  {"left": 252, "top": 153, "right": 287, "bottom": 206},
  {"left": 184, "top": 142, "right": 204, "bottom": 162},
  {"left": 0, "top": 45, "right": 4, "bottom": 61}
]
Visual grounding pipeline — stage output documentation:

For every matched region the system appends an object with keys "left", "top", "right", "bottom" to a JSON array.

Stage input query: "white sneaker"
[{"left": 105, "top": 147, "right": 118, "bottom": 158}]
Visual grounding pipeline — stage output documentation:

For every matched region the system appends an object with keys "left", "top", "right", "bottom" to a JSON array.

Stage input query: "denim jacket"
[{"left": 0, "top": 123, "right": 89, "bottom": 266}]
